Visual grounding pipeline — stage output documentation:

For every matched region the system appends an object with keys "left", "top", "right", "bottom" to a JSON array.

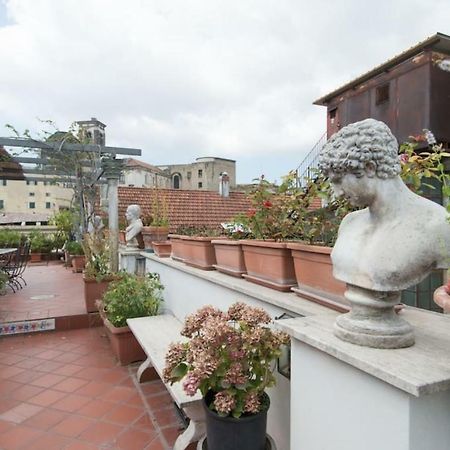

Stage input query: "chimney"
[{"left": 219, "top": 172, "right": 230, "bottom": 198}]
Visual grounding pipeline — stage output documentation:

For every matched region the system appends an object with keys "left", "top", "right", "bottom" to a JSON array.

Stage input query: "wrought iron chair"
[{"left": 2, "top": 241, "right": 30, "bottom": 293}]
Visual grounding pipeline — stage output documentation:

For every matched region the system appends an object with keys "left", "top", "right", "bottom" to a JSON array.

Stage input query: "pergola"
[{"left": 0, "top": 136, "right": 142, "bottom": 271}]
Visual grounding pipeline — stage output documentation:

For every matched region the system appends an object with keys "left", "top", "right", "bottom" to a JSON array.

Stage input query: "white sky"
[{"left": 0, "top": 0, "right": 449, "bottom": 183}]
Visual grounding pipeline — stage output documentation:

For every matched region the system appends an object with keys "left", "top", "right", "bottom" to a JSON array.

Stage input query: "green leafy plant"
[
  {"left": 49, "top": 209, "right": 75, "bottom": 249},
  {"left": 150, "top": 189, "right": 169, "bottom": 227},
  {"left": 0, "top": 229, "right": 22, "bottom": 248},
  {"left": 29, "top": 230, "right": 53, "bottom": 253},
  {"left": 102, "top": 272, "right": 164, "bottom": 327},
  {"left": 164, "top": 303, "right": 289, "bottom": 418},
  {"left": 65, "top": 240, "right": 84, "bottom": 256}
]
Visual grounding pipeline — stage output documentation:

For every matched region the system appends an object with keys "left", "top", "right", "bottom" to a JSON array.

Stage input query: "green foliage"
[
  {"left": 0, "top": 228, "right": 22, "bottom": 248},
  {"left": 49, "top": 209, "right": 75, "bottom": 248},
  {"left": 65, "top": 240, "right": 84, "bottom": 255},
  {"left": 150, "top": 190, "right": 169, "bottom": 226},
  {"left": 102, "top": 272, "right": 164, "bottom": 327},
  {"left": 175, "top": 225, "right": 221, "bottom": 237},
  {"left": 28, "top": 230, "right": 53, "bottom": 253}
]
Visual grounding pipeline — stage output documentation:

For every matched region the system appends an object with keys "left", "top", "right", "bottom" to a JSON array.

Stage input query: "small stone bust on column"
[
  {"left": 319, "top": 118, "right": 450, "bottom": 348},
  {"left": 125, "top": 204, "right": 143, "bottom": 249}
]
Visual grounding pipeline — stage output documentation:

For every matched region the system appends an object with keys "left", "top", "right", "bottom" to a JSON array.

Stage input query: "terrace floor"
[{"left": 0, "top": 264, "right": 194, "bottom": 449}]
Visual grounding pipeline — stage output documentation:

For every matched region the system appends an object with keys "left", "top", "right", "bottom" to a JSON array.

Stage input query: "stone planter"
[
  {"left": 181, "top": 236, "right": 218, "bottom": 270},
  {"left": 169, "top": 234, "right": 186, "bottom": 262},
  {"left": 433, "top": 285, "right": 450, "bottom": 313},
  {"left": 83, "top": 275, "right": 116, "bottom": 313},
  {"left": 152, "top": 241, "right": 172, "bottom": 258},
  {"left": 241, "top": 240, "right": 296, "bottom": 292},
  {"left": 212, "top": 239, "right": 246, "bottom": 277},
  {"left": 71, "top": 255, "right": 85, "bottom": 273},
  {"left": 287, "top": 243, "right": 349, "bottom": 312},
  {"left": 97, "top": 301, "right": 146, "bottom": 365},
  {"left": 142, "top": 226, "right": 169, "bottom": 250}
]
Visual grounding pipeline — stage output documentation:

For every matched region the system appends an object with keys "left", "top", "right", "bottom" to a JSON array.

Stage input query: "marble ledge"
[
  {"left": 276, "top": 310, "right": 450, "bottom": 398},
  {"left": 141, "top": 253, "right": 337, "bottom": 319}
]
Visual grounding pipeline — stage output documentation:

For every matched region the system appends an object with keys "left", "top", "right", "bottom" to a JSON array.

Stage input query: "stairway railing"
[{"left": 295, "top": 132, "right": 327, "bottom": 187}]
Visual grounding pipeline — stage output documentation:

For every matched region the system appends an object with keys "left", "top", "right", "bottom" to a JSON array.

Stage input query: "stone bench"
[{"left": 127, "top": 315, "right": 205, "bottom": 450}]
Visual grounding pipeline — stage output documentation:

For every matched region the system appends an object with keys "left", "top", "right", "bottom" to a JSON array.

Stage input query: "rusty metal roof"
[{"left": 314, "top": 32, "right": 450, "bottom": 106}]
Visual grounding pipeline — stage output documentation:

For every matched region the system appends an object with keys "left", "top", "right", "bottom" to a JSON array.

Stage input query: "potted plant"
[
  {"left": 98, "top": 272, "right": 164, "bottom": 365},
  {"left": 29, "top": 230, "right": 52, "bottom": 263},
  {"left": 82, "top": 233, "right": 117, "bottom": 313},
  {"left": 0, "top": 229, "right": 21, "bottom": 249},
  {"left": 239, "top": 175, "right": 297, "bottom": 291},
  {"left": 141, "top": 189, "right": 170, "bottom": 250},
  {"left": 177, "top": 225, "right": 222, "bottom": 270},
  {"left": 164, "top": 302, "right": 289, "bottom": 450},
  {"left": 66, "top": 240, "right": 85, "bottom": 272},
  {"left": 212, "top": 220, "right": 250, "bottom": 277},
  {"left": 152, "top": 240, "right": 172, "bottom": 257}
]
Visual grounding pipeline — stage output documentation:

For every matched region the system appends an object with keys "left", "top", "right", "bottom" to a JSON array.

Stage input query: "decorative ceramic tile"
[{"left": 0, "top": 319, "right": 55, "bottom": 336}]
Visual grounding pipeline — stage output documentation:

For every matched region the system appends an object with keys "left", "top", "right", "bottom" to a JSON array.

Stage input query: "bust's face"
[
  {"left": 126, "top": 207, "right": 137, "bottom": 222},
  {"left": 330, "top": 172, "right": 377, "bottom": 207}
]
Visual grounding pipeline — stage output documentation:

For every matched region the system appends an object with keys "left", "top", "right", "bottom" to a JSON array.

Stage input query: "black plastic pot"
[{"left": 203, "top": 391, "right": 269, "bottom": 450}]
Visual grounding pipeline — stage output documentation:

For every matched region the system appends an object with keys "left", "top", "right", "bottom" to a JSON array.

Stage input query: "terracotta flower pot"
[
  {"left": 152, "top": 241, "right": 172, "bottom": 258},
  {"left": 119, "top": 231, "right": 126, "bottom": 244},
  {"left": 212, "top": 239, "right": 246, "bottom": 277},
  {"left": 71, "top": 255, "right": 86, "bottom": 273},
  {"left": 241, "top": 240, "right": 296, "bottom": 292},
  {"left": 142, "top": 226, "right": 169, "bottom": 250},
  {"left": 29, "top": 253, "right": 43, "bottom": 263},
  {"left": 97, "top": 301, "right": 146, "bottom": 365},
  {"left": 169, "top": 234, "right": 186, "bottom": 262},
  {"left": 433, "top": 285, "right": 450, "bottom": 313},
  {"left": 181, "top": 236, "right": 217, "bottom": 270},
  {"left": 287, "top": 243, "right": 349, "bottom": 312},
  {"left": 83, "top": 275, "right": 116, "bottom": 313}
]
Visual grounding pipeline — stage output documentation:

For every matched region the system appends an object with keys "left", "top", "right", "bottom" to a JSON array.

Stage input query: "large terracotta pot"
[
  {"left": 181, "top": 236, "right": 217, "bottom": 270},
  {"left": 83, "top": 276, "right": 116, "bottom": 313},
  {"left": 287, "top": 243, "right": 349, "bottom": 312},
  {"left": 142, "top": 226, "right": 169, "bottom": 250},
  {"left": 71, "top": 255, "right": 86, "bottom": 273},
  {"left": 433, "top": 285, "right": 450, "bottom": 313},
  {"left": 29, "top": 253, "right": 44, "bottom": 263},
  {"left": 240, "top": 240, "right": 296, "bottom": 292},
  {"left": 169, "top": 234, "right": 186, "bottom": 262},
  {"left": 97, "top": 301, "right": 146, "bottom": 365},
  {"left": 152, "top": 241, "right": 172, "bottom": 258},
  {"left": 212, "top": 239, "right": 246, "bottom": 277}
]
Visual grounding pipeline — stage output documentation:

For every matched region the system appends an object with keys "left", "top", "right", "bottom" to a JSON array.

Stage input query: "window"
[
  {"left": 1, "top": 179, "right": 6, "bottom": 186},
  {"left": 46, "top": 193, "right": 51, "bottom": 197},
  {"left": 43, "top": 181, "right": 48, "bottom": 186},
  {"left": 119, "top": 174, "right": 125, "bottom": 184},
  {"left": 0, "top": 200, "right": 4, "bottom": 209},
  {"left": 187, "top": 171, "right": 192, "bottom": 179},
  {"left": 329, "top": 108, "right": 337, "bottom": 125},
  {"left": 376, "top": 83, "right": 389, "bottom": 105},
  {"left": 29, "top": 202, "right": 35, "bottom": 209},
  {"left": 173, "top": 174, "right": 180, "bottom": 189},
  {"left": 198, "top": 169, "right": 203, "bottom": 178},
  {"left": 46, "top": 202, "right": 51, "bottom": 209},
  {"left": 27, "top": 180, "right": 38, "bottom": 186},
  {"left": 198, "top": 182, "right": 203, "bottom": 189},
  {"left": 29, "top": 192, "right": 35, "bottom": 197}
]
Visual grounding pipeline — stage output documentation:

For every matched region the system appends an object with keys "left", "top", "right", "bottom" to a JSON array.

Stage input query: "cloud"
[{"left": 0, "top": 0, "right": 449, "bottom": 182}]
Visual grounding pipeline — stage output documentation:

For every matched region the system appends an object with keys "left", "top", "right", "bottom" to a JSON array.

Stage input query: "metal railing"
[{"left": 295, "top": 132, "right": 327, "bottom": 187}]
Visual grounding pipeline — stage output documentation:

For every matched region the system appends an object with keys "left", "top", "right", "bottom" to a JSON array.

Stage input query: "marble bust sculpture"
[
  {"left": 319, "top": 118, "right": 450, "bottom": 348},
  {"left": 125, "top": 204, "right": 143, "bottom": 248}
]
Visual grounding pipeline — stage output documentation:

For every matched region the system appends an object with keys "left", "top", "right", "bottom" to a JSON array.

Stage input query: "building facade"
[
  {"left": 119, "top": 159, "right": 171, "bottom": 188},
  {"left": 159, "top": 157, "right": 236, "bottom": 191}
]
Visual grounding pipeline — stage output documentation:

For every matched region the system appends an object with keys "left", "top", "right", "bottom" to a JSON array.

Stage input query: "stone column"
[{"left": 102, "top": 157, "right": 123, "bottom": 273}]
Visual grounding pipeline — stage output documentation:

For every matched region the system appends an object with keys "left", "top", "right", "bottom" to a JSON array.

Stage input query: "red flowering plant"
[{"left": 163, "top": 302, "right": 289, "bottom": 418}]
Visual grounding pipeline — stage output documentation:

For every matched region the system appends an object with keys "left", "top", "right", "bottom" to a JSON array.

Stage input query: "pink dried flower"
[
  {"left": 244, "top": 391, "right": 261, "bottom": 414},
  {"left": 181, "top": 305, "right": 225, "bottom": 337},
  {"left": 214, "top": 391, "right": 236, "bottom": 415},
  {"left": 183, "top": 372, "right": 202, "bottom": 396}
]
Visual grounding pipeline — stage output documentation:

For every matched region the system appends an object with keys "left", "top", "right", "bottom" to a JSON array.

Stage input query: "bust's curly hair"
[{"left": 318, "top": 118, "right": 400, "bottom": 179}]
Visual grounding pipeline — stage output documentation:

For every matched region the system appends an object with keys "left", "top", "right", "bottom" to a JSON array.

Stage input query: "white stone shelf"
[{"left": 277, "top": 309, "right": 450, "bottom": 397}]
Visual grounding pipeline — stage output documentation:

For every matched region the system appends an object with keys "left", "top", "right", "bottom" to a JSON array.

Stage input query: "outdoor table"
[{"left": 0, "top": 248, "right": 17, "bottom": 256}]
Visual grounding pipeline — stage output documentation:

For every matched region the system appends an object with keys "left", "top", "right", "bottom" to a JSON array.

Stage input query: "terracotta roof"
[
  {"left": 125, "top": 158, "right": 166, "bottom": 174},
  {"left": 314, "top": 32, "right": 450, "bottom": 105},
  {"left": 0, "top": 147, "right": 25, "bottom": 180},
  {"left": 116, "top": 187, "right": 251, "bottom": 232},
  {"left": 0, "top": 212, "right": 51, "bottom": 224}
]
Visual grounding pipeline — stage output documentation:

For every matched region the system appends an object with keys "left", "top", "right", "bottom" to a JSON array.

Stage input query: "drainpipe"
[{"left": 219, "top": 172, "right": 230, "bottom": 198}]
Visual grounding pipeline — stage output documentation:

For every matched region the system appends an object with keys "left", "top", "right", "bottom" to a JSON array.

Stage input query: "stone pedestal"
[
  {"left": 335, "top": 285, "right": 414, "bottom": 348},
  {"left": 119, "top": 246, "right": 141, "bottom": 274},
  {"left": 277, "top": 311, "right": 450, "bottom": 450}
]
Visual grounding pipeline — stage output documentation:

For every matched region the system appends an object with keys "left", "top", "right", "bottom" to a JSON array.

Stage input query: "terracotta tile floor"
[
  {"left": 0, "top": 327, "right": 197, "bottom": 449},
  {"left": 0, "top": 262, "right": 85, "bottom": 323}
]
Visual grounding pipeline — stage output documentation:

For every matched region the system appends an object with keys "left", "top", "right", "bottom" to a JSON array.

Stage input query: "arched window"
[{"left": 173, "top": 174, "right": 181, "bottom": 189}]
